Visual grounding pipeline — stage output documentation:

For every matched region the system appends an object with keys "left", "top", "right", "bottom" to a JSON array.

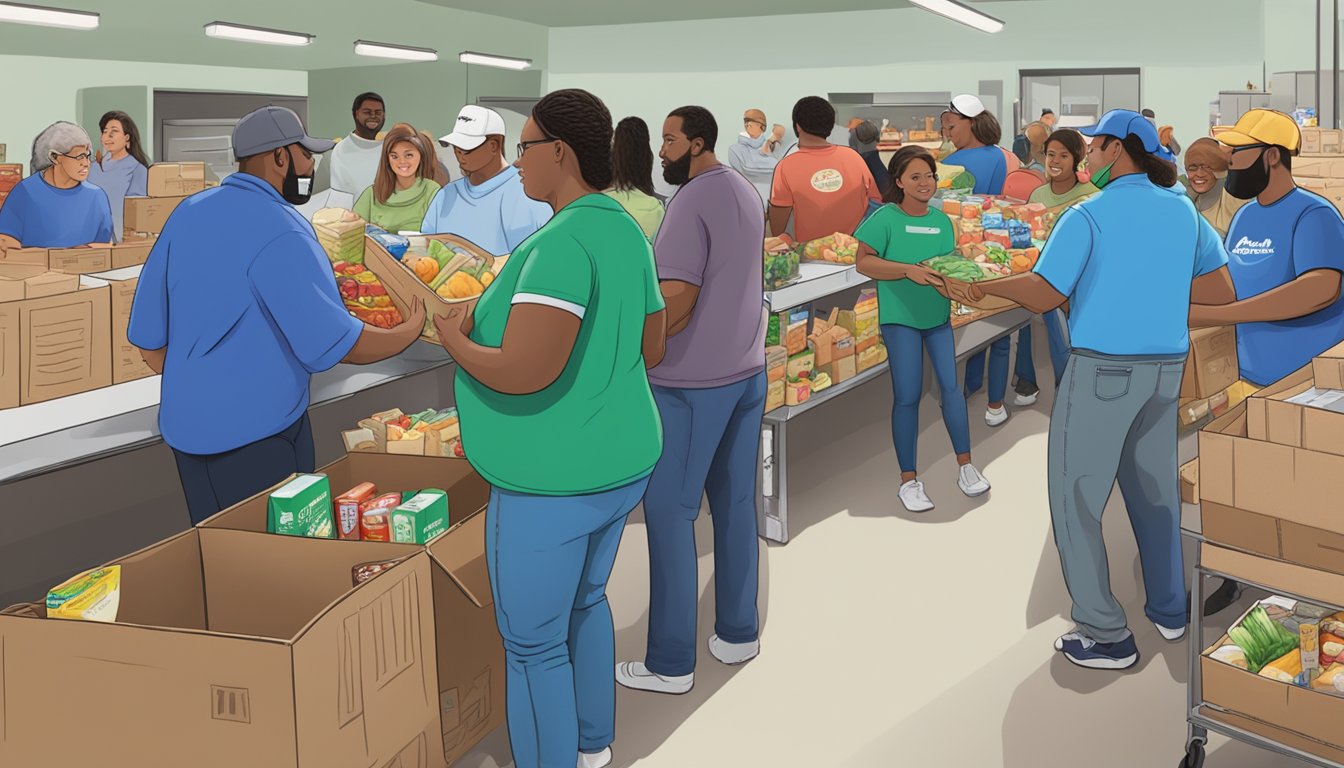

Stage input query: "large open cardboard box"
[
  {"left": 363, "top": 234, "right": 507, "bottom": 344},
  {"left": 1199, "top": 544, "right": 1344, "bottom": 760},
  {"left": 199, "top": 452, "right": 501, "bottom": 764},
  {"left": 0, "top": 528, "right": 446, "bottom": 768}
]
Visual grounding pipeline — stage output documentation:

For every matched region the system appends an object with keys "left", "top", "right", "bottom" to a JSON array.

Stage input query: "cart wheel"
[{"left": 1177, "top": 739, "right": 1205, "bottom": 768}]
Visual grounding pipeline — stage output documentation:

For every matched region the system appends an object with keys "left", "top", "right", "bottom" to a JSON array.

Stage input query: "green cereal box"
[
  {"left": 390, "top": 489, "right": 449, "bottom": 545},
  {"left": 267, "top": 474, "right": 334, "bottom": 539}
]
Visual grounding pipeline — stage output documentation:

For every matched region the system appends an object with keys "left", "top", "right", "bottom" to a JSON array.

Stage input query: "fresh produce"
[
  {"left": 1258, "top": 648, "right": 1303, "bottom": 683},
  {"left": 925, "top": 253, "right": 989, "bottom": 283},
  {"left": 438, "top": 271, "right": 486, "bottom": 300},
  {"left": 1229, "top": 605, "right": 1301, "bottom": 674},
  {"left": 332, "top": 260, "right": 404, "bottom": 328},
  {"left": 935, "top": 163, "right": 974, "bottom": 191},
  {"left": 1210, "top": 644, "right": 1248, "bottom": 670},
  {"left": 764, "top": 248, "right": 800, "bottom": 290},
  {"left": 799, "top": 232, "right": 860, "bottom": 265}
]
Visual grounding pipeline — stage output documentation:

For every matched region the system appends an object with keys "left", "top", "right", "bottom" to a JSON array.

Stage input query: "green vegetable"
[
  {"left": 951, "top": 171, "right": 975, "bottom": 190},
  {"left": 925, "top": 254, "right": 987, "bottom": 283},
  {"left": 428, "top": 239, "right": 455, "bottom": 269},
  {"left": 1228, "top": 606, "right": 1299, "bottom": 673}
]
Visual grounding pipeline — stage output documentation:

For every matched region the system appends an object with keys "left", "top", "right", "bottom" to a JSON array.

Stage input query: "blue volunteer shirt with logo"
[
  {"left": 128, "top": 173, "right": 364, "bottom": 456},
  {"left": 1034, "top": 174, "right": 1228, "bottom": 356},
  {"left": 1225, "top": 187, "right": 1344, "bottom": 387}
]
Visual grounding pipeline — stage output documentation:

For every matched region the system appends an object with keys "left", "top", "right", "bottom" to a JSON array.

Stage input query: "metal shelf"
[{"left": 765, "top": 263, "right": 871, "bottom": 313}]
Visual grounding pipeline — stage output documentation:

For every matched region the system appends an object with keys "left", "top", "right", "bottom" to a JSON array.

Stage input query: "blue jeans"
[
  {"left": 485, "top": 477, "right": 650, "bottom": 768},
  {"left": 644, "top": 373, "right": 766, "bottom": 678},
  {"left": 964, "top": 336, "right": 1011, "bottom": 404},
  {"left": 880, "top": 323, "right": 971, "bottom": 474},
  {"left": 1014, "top": 310, "right": 1071, "bottom": 388}
]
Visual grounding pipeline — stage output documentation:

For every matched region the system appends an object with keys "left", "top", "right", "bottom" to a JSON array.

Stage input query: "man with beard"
[
  {"left": 329, "top": 92, "right": 387, "bottom": 201},
  {"left": 768, "top": 96, "right": 880, "bottom": 247},
  {"left": 1190, "top": 109, "right": 1344, "bottom": 617},
  {"left": 616, "top": 105, "right": 768, "bottom": 696},
  {"left": 421, "top": 105, "right": 550, "bottom": 254},
  {"left": 726, "top": 108, "right": 786, "bottom": 208},
  {"left": 128, "top": 106, "right": 426, "bottom": 525}
]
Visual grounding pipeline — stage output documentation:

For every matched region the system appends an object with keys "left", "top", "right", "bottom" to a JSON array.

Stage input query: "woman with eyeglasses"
[
  {"left": 432, "top": 88, "right": 667, "bottom": 768},
  {"left": 0, "top": 121, "right": 114, "bottom": 258},
  {"left": 87, "top": 110, "right": 150, "bottom": 244}
]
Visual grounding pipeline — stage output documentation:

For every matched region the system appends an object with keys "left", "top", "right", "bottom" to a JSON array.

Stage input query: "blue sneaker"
[{"left": 1054, "top": 631, "right": 1139, "bottom": 670}]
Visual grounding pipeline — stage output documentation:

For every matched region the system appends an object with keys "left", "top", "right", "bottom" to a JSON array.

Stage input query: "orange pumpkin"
[{"left": 414, "top": 257, "right": 438, "bottom": 283}]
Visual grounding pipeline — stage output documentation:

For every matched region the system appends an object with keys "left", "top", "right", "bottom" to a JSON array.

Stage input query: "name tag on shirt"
[{"left": 905, "top": 226, "right": 941, "bottom": 235}]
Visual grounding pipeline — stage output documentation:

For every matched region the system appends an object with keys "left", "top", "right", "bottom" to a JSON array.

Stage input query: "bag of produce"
[
  {"left": 797, "top": 232, "right": 860, "bottom": 265},
  {"left": 764, "top": 247, "right": 800, "bottom": 290}
]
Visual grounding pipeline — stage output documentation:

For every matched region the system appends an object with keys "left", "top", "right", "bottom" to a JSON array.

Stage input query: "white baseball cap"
[
  {"left": 439, "top": 105, "right": 507, "bottom": 151},
  {"left": 949, "top": 94, "right": 987, "bottom": 119}
]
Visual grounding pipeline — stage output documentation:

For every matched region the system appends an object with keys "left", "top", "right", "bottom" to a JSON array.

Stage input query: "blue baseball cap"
[{"left": 1080, "top": 109, "right": 1175, "bottom": 162}]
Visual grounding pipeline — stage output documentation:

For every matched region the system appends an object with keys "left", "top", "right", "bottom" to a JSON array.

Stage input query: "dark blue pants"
[
  {"left": 644, "top": 373, "right": 766, "bottom": 678},
  {"left": 880, "top": 322, "right": 971, "bottom": 474},
  {"left": 172, "top": 413, "right": 315, "bottom": 525}
]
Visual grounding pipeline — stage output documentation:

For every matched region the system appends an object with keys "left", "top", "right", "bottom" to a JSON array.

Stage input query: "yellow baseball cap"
[{"left": 1217, "top": 109, "right": 1301, "bottom": 154}]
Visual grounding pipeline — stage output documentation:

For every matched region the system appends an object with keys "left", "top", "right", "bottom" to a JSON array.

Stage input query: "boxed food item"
[
  {"left": 22, "top": 271, "right": 79, "bottom": 299},
  {"left": 334, "top": 482, "right": 377, "bottom": 540},
  {"left": 784, "top": 377, "right": 811, "bottom": 407},
  {"left": 766, "top": 345, "right": 788, "bottom": 383},
  {"left": 197, "top": 451, "right": 503, "bottom": 764},
  {"left": 766, "top": 378, "right": 785, "bottom": 412},
  {"left": 821, "top": 352, "right": 857, "bottom": 384},
  {"left": 857, "top": 344, "right": 884, "bottom": 373},
  {"left": 267, "top": 474, "right": 334, "bottom": 539},
  {"left": 110, "top": 237, "right": 154, "bottom": 269},
  {"left": 786, "top": 348, "right": 814, "bottom": 379},
  {"left": 0, "top": 280, "right": 112, "bottom": 409},
  {"left": 146, "top": 161, "right": 212, "bottom": 198},
  {"left": 360, "top": 493, "right": 402, "bottom": 542},
  {"left": 363, "top": 232, "right": 503, "bottom": 342},
  {"left": 123, "top": 195, "right": 186, "bottom": 236},
  {"left": 4, "top": 247, "right": 49, "bottom": 268},
  {"left": 46, "top": 565, "right": 121, "bottom": 623},
  {"left": 314, "top": 208, "right": 367, "bottom": 265},
  {"left": 391, "top": 490, "right": 452, "bottom": 545},
  {"left": 48, "top": 246, "right": 112, "bottom": 275},
  {"left": 0, "top": 529, "right": 446, "bottom": 768},
  {"left": 1180, "top": 459, "right": 1199, "bottom": 505},
  {"left": 1182, "top": 326, "right": 1238, "bottom": 399}
]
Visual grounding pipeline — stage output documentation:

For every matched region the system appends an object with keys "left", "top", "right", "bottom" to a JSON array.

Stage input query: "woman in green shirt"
[
  {"left": 353, "top": 123, "right": 441, "bottom": 233},
  {"left": 433, "top": 89, "right": 667, "bottom": 768},
  {"left": 855, "top": 147, "right": 990, "bottom": 513},
  {"left": 605, "top": 116, "right": 665, "bottom": 242}
]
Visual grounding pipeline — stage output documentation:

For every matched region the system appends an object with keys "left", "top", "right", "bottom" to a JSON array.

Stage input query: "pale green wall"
[
  {"left": 0, "top": 55, "right": 305, "bottom": 175},
  {"left": 76, "top": 87, "right": 151, "bottom": 162}
]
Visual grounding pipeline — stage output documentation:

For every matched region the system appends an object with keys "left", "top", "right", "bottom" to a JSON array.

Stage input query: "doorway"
[{"left": 1018, "top": 69, "right": 1141, "bottom": 129}]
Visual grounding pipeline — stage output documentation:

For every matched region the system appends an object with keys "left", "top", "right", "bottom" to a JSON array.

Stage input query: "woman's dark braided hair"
[
  {"left": 1102, "top": 134, "right": 1179, "bottom": 188},
  {"left": 611, "top": 116, "right": 657, "bottom": 197},
  {"left": 532, "top": 89, "right": 614, "bottom": 191}
]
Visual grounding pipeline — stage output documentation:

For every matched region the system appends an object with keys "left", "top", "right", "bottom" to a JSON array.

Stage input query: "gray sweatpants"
[{"left": 1049, "top": 350, "right": 1188, "bottom": 644}]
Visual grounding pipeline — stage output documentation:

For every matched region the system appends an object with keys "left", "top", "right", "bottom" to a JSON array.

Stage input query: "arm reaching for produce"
[
  {"left": 343, "top": 297, "right": 426, "bottom": 364},
  {"left": 661, "top": 280, "right": 700, "bottom": 337},
  {"left": 1190, "top": 269, "right": 1341, "bottom": 328},
  {"left": 643, "top": 310, "right": 668, "bottom": 368},
  {"left": 961, "top": 272, "right": 1067, "bottom": 315},
  {"left": 434, "top": 303, "right": 581, "bottom": 396}
]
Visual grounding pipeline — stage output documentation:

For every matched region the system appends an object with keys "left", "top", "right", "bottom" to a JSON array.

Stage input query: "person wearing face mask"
[
  {"left": 1182, "top": 137, "right": 1248, "bottom": 239},
  {"left": 943, "top": 109, "right": 1236, "bottom": 670},
  {"left": 0, "top": 121, "right": 114, "bottom": 257},
  {"left": 726, "top": 108, "right": 786, "bottom": 208},
  {"left": 1189, "top": 109, "right": 1344, "bottom": 618},
  {"left": 127, "top": 106, "right": 427, "bottom": 525}
]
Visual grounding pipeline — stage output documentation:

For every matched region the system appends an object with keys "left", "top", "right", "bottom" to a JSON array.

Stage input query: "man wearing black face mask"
[
  {"left": 1189, "top": 109, "right": 1344, "bottom": 617},
  {"left": 128, "top": 106, "right": 426, "bottom": 525}
]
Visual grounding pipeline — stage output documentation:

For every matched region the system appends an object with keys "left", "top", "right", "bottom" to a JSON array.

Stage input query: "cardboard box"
[
  {"left": 1200, "top": 401, "right": 1344, "bottom": 575},
  {"left": 1313, "top": 339, "right": 1344, "bottom": 390},
  {"left": 821, "top": 353, "right": 857, "bottom": 384},
  {"left": 1303, "top": 127, "right": 1324, "bottom": 155},
  {"left": 766, "top": 378, "right": 785, "bottom": 411},
  {"left": 5, "top": 247, "right": 48, "bottom": 268},
  {"left": 364, "top": 234, "right": 503, "bottom": 344},
  {"left": 95, "top": 267, "right": 154, "bottom": 384},
  {"left": 0, "top": 529, "right": 447, "bottom": 768},
  {"left": 1180, "top": 459, "right": 1199, "bottom": 505},
  {"left": 110, "top": 239, "right": 154, "bottom": 269},
  {"left": 48, "top": 246, "right": 112, "bottom": 275},
  {"left": 1324, "top": 128, "right": 1344, "bottom": 154},
  {"left": 1294, "top": 155, "right": 1344, "bottom": 178},
  {"left": 0, "top": 281, "right": 112, "bottom": 407},
  {"left": 1246, "top": 361, "right": 1344, "bottom": 458},
  {"left": 146, "top": 162, "right": 212, "bottom": 198},
  {"left": 124, "top": 195, "right": 187, "bottom": 235},
  {"left": 0, "top": 265, "right": 44, "bottom": 302},
  {"left": 1198, "top": 544, "right": 1344, "bottom": 759},
  {"left": 22, "top": 271, "right": 79, "bottom": 299},
  {"left": 199, "top": 452, "right": 502, "bottom": 764},
  {"left": 1181, "top": 326, "right": 1238, "bottom": 399}
]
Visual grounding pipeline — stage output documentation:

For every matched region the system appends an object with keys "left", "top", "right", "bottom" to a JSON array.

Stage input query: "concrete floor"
[{"left": 456, "top": 333, "right": 1312, "bottom": 768}]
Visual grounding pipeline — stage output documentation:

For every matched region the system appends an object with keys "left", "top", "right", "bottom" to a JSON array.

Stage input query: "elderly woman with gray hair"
[{"left": 0, "top": 121, "right": 114, "bottom": 257}]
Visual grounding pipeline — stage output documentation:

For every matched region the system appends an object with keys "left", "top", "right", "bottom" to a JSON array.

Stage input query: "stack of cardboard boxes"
[
  {"left": 764, "top": 293, "right": 887, "bottom": 414},
  {"left": 1194, "top": 341, "right": 1344, "bottom": 763},
  {"left": 123, "top": 161, "right": 216, "bottom": 240},
  {"left": 1291, "top": 132, "right": 1344, "bottom": 215},
  {"left": 0, "top": 162, "right": 20, "bottom": 210}
]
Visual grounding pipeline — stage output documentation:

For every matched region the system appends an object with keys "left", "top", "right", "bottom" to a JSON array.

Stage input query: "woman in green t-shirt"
[
  {"left": 353, "top": 123, "right": 441, "bottom": 233},
  {"left": 432, "top": 89, "right": 667, "bottom": 768},
  {"left": 855, "top": 146, "right": 990, "bottom": 513}
]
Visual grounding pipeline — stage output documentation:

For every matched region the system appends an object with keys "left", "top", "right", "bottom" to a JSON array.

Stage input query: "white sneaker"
[
  {"left": 709, "top": 634, "right": 760, "bottom": 665},
  {"left": 1155, "top": 622, "right": 1187, "bottom": 642},
  {"left": 615, "top": 661, "right": 694, "bottom": 695},
  {"left": 578, "top": 747, "right": 613, "bottom": 768},
  {"left": 1014, "top": 391, "right": 1039, "bottom": 406},
  {"left": 898, "top": 479, "right": 934, "bottom": 512},
  {"left": 985, "top": 406, "right": 1008, "bottom": 426},
  {"left": 957, "top": 464, "right": 991, "bottom": 497}
]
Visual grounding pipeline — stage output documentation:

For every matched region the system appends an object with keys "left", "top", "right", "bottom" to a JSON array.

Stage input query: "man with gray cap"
[
  {"left": 727, "top": 108, "right": 786, "bottom": 208},
  {"left": 129, "top": 106, "right": 426, "bottom": 525}
]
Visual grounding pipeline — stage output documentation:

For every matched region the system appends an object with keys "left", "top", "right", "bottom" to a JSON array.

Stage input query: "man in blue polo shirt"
[
  {"left": 949, "top": 110, "right": 1236, "bottom": 670},
  {"left": 129, "top": 106, "right": 426, "bottom": 525},
  {"left": 1189, "top": 109, "right": 1344, "bottom": 617}
]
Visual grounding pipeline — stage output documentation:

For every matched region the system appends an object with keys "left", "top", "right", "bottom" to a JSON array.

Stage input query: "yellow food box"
[
  {"left": 46, "top": 565, "right": 121, "bottom": 623},
  {"left": 766, "top": 379, "right": 785, "bottom": 412}
]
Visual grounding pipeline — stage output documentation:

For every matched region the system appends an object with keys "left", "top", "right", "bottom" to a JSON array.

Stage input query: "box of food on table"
[
  {"left": 0, "top": 277, "right": 111, "bottom": 409},
  {"left": 345, "top": 406, "right": 463, "bottom": 458},
  {"left": 123, "top": 195, "right": 186, "bottom": 237},
  {"left": 363, "top": 229, "right": 504, "bottom": 343},
  {"left": 145, "top": 161, "right": 215, "bottom": 198},
  {"left": 922, "top": 252, "right": 1018, "bottom": 311}
]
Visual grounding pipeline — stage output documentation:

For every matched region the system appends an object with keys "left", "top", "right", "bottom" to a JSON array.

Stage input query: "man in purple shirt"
[{"left": 616, "top": 106, "right": 768, "bottom": 696}]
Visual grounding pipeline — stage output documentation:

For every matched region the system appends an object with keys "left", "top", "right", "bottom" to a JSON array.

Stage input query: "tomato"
[
  {"left": 349, "top": 265, "right": 366, "bottom": 275},
  {"left": 367, "top": 284, "right": 387, "bottom": 296}
]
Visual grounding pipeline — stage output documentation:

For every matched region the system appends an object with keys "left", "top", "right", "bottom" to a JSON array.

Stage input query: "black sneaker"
[
  {"left": 1203, "top": 578, "right": 1243, "bottom": 617},
  {"left": 1013, "top": 378, "right": 1040, "bottom": 406}
]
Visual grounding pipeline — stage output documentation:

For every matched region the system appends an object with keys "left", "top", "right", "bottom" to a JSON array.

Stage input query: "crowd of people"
[{"left": 2, "top": 85, "right": 1343, "bottom": 768}]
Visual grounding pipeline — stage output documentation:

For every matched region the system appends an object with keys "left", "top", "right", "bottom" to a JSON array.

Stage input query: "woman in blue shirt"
[
  {"left": 87, "top": 111, "right": 150, "bottom": 243},
  {"left": 0, "top": 121, "right": 113, "bottom": 256}
]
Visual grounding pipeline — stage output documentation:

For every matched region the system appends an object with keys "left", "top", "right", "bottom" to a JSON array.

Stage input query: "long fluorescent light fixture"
[
  {"left": 909, "top": 0, "right": 1004, "bottom": 34},
  {"left": 355, "top": 40, "right": 438, "bottom": 62},
  {"left": 459, "top": 51, "right": 531, "bottom": 71},
  {"left": 0, "top": 2, "right": 99, "bottom": 30},
  {"left": 204, "top": 22, "right": 313, "bottom": 47}
]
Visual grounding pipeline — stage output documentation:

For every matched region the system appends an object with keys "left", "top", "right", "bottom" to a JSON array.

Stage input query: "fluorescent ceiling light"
[
  {"left": 459, "top": 51, "right": 531, "bottom": 71},
  {"left": 0, "top": 2, "right": 98, "bottom": 30},
  {"left": 909, "top": 0, "right": 1004, "bottom": 34},
  {"left": 204, "top": 21, "right": 313, "bottom": 47},
  {"left": 355, "top": 40, "right": 438, "bottom": 62}
]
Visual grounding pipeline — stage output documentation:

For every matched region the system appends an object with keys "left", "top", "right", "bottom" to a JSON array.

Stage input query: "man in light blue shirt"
[
  {"left": 957, "top": 110, "right": 1236, "bottom": 671},
  {"left": 129, "top": 106, "right": 425, "bottom": 525},
  {"left": 421, "top": 105, "right": 551, "bottom": 255}
]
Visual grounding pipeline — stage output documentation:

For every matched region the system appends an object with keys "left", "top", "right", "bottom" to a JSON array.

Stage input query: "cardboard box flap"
[
  {"left": 108, "top": 528, "right": 207, "bottom": 630},
  {"left": 427, "top": 508, "right": 493, "bottom": 608},
  {"left": 1202, "top": 543, "right": 1344, "bottom": 608}
]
